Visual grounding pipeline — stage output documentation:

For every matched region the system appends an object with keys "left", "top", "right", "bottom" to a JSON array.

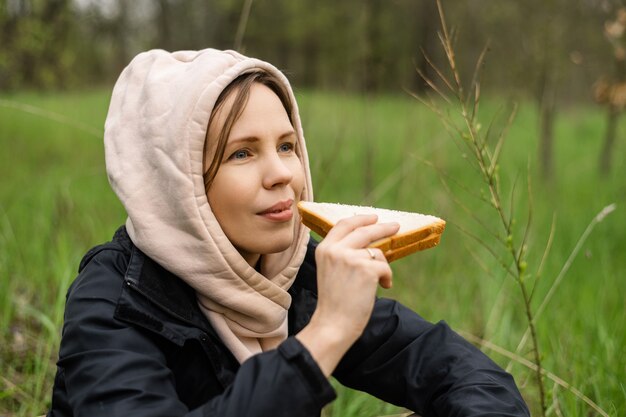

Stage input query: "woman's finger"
[
  {"left": 362, "top": 247, "right": 384, "bottom": 261},
  {"left": 323, "top": 214, "right": 379, "bottom": 243},
  {"left": 367, "top": 258, "right": 393, "bottom": 288},
  {"left": 340, "top": 221, "right": 400, "bottom": 249}
]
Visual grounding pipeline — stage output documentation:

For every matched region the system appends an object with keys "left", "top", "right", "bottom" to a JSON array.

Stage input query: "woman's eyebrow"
[
  {"left": 229, "top": 131, "right": 295, "bottom": 145},
  {"left": 227, "top": 136, "right": 260, "bottom": 146}
]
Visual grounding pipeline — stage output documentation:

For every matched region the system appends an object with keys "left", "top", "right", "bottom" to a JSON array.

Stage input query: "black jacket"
[{"left": 48, "top": 226, "right": 529, "bottom": 417}]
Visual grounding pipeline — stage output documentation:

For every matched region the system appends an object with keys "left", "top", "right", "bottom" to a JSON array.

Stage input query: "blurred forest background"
[
  {"left": 0, "top": 0, "right": 622, "bottom": 95},
  {"left": 0, "top": 0, "right": 620, "bottom": 95},
  {"left": 1, "top": 0, "right": 625, "bottom": 416},
  {"left": 3, "top": 0, "right": 626, "bottom": 175}
]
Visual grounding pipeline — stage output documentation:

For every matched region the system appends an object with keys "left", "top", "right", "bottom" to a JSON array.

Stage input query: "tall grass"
[{"left": 0, "top": 88, "right": 624, "bottom": 416}]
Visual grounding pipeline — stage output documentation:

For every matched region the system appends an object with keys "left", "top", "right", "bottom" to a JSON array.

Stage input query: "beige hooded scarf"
[{"left": 104, "top": 49, "right": 313, "bottom": 363}]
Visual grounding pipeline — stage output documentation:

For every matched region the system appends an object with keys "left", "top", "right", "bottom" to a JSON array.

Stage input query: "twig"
[
  {"left": 362, "top": 156, "right": 415, "bottom": 205},
  {"left": 550, "top": 383, "right": 565, "bottom": 417},
  {"left": 0, "top": 99, "right": 102, "bottom": 138},
  {"left": 417, "top": 154, "right": 513, "bottom": 248},
  {"left": 451, "top": 222, "right": 517, "bottom": 279},
  {"left": 426, "top": 1, "right": 549, "bottom": 413},
  {"left": 469, "top": 43, "right": 490, "bottom": 121},
  {"left": 517, "top": 160, "right": 533, "bottom": 265},
  {"left": 507, "top": 172, "right": 520, "bottom": 234},
  {"left": 1, "top": 375, "right": 31, "bottom": 403},
  {"left": 512, "top": 203, "right": 617, "bottom": 358},
  {"left": 531, "top": 213, "right": 557, "bottom": 301},
  {"left": 419, "top": 47, "right": 456, "bottom": 94},
  {"left": 416, "top": 68, "right": 451, "bottom": 104},
  {"left": 234, "top": 0, "right": 254, "bottom": 51},
  {"left": 404, "top": 90, "right": 486, "bottom": 178},
  {"left": 465, "top": 242, "right": 501, "bottom": 281},
  {"left": 459, "top": 331, "right": 610, "bottom": 417},
  {"left": 435, "top": 2, "right": 462, "bottom": 94}
]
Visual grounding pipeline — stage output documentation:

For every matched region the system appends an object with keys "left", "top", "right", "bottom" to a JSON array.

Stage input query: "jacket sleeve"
[
  {"left": 55, "top": 249, "right": 335, "bottom": 417},
  {"left": 332, "top": 298, "right": 530, "bottom": 417}
]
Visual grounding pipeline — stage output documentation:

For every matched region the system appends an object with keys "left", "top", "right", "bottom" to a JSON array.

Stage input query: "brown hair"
[{"left": 203, "top": 71, "right": 294, "bottom": 191}]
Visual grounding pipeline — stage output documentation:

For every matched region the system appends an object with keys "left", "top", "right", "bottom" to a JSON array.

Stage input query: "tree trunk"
[
  {"left": 539, "top": 91, "right": 555, "bottom": 180},
  {"left": 113, "top": 0, "right": 129, "bottom": 74},
  {"left": 156, "top": 0, "right": 172, "bottom": 51},
  {"left": 411, "top": 0, "right": 438, "bottom": 93},
  {"left": 537, "top": 63, "right": 557, "bottom": 181},
  {"left": 599, "top": 104, "right": 619, "bottom": 176}
]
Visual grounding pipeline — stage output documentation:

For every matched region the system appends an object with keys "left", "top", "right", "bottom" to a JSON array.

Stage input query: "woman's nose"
[{"left": 262, "top": 152, "right": 294, "bottom": 189}]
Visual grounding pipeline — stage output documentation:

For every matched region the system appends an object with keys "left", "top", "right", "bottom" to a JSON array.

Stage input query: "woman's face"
[{"left": 207, "top": 83, "right": 305, "bottom": 267}]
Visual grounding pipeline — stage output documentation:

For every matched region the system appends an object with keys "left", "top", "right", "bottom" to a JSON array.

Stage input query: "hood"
[{"left": 104, "top": 49, "right": 313, "bottom": 362}]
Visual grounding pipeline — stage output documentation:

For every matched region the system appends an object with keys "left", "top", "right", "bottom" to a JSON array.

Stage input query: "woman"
[{"left": 48, "top": 49, "right": 529, "bottom": 416}]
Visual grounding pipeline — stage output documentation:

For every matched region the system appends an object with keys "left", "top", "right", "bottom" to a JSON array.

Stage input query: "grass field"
[{"left": 0, "top": 88, "right": 624, "bottom": 416}]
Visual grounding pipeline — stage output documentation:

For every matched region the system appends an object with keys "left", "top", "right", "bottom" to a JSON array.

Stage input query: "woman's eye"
[
  {"left": 278, "top": 142, "right": 294, "bottom": 153},
  {"left": 229, "top": 149, "right": 250, "bottom": 160}
]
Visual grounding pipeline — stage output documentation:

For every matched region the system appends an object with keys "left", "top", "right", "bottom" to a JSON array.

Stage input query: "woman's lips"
[{"left": 258, "top": 199, "right": 294, "bottom": 222}]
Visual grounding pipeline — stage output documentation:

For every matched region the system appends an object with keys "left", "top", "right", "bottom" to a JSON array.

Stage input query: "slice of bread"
[{"left": 297, "top": 201, "right": 446, "bottom": 262}]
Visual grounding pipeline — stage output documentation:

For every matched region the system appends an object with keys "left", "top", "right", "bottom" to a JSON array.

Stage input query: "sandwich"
[{"left": 297, "top": 201, "right": 446, "bottom": 262}]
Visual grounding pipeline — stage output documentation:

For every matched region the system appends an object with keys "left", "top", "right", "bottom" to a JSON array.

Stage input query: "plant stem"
[
  {"left": 431, "top": 1, "right": 548, "bottom": 414},
  {"left": 519, "top": 277, "right": 546, "bottom": 414},
  {"left": 458, "top": 331, "right": 610, "bottom": 417},
  {"left": 234, "top": 0, "right": 254, "bottom": 51}
]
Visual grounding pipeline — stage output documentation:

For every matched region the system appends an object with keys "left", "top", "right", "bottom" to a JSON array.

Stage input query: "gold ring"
[{"left": 366, "top": 248, "right": 376, "bottom": 260}]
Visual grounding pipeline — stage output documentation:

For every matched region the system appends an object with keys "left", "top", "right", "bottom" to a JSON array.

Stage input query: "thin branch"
[
  {"left": 421, "top": 156, "right": 491, "bottom": 206},
  {"left": 517, "top": 162, "right": 533, "bottom": 265},
  {"left": 436, "top": 31, "right": 463, "bottom": 96},
  {"left": 530, "top": 213, "right": 557, "bottom": 302},
  {"left": 405, "top": 90, "right": 466, "bottom": 142},
  {"left": 427, "top": 2, "right": 552, "bottom": 412},
  {"left": 507, "top": 172, "right": 520, "bottom": 233},
  {"left": 469, "top": 43, "right": 490, "bottom": 121},
  {"left": 431, "top": 163, "right": 505, "bottom": 244},
  {"left": 452, "top": 222, "right": 517, "bottom": 279},
  {"left": 416, "top": 68, "right": 452, "bottom": 104},
  {"left": 465, "top": 243, "right": 500, "bottom": 279},
  {"left": 362, "top": 156, "right": 415, "bottom": 205},
  {"left": 482, "top": 105, "right": 501, "bottom": 147},
  {"left": 472, "top": 81, "right": 481, "bottom": 124},
  {"left": 234, "top": 0, "right": 254, "bottom": 51},
  {"left": 513, "top": 203, "right": 617, "bottom": 358},
  {"left": 459, "top": 331, "right": 610, "bottom": 417},
  {"left": 0, "top": 99, "right": 102, "bottom": 138},
  {"left": 432, "top": 1, "right": 547, "bottom": 412},
  {"left": 549, "top": 383, "right": 565, "bottom": 417},
  {"left": 489, "top": 103, "right": 518, "bottom": 175},
  {"left": 436, "top": 8, "right": 462, "bottom": 94},
  {"left": 419, "top": 47, "right": 456, "bottom": 95},
  {"left": 534, "top": 204, "right": 615, "bottom": 322},
  {"left": 1, "top": 375, "right": 31, "bottom": 403}
]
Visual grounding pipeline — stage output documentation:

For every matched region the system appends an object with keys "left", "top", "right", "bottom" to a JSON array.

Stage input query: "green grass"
[{"left": 1, "top": 89, "right": 624, "bottom": 416}]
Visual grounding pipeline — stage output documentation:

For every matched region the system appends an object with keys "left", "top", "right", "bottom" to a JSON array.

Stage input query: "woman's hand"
[{"left": 296, "top": 214, "right": 400, "bottom": 377}]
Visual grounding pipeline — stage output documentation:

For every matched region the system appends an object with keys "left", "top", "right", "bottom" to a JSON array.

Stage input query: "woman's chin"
[
  {"left": 259, "top": 233, "right": 295, "bottom": 256},
  {"left": 264, "top": 240, "right": 294, "bottom": 255},
  {"left": 236, "top": 233, "right": 294, "bottom": 260}
]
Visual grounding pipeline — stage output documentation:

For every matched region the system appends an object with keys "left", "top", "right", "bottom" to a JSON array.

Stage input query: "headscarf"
[{"left": 104, "top": 49, "right": 313, "bottom": 363}]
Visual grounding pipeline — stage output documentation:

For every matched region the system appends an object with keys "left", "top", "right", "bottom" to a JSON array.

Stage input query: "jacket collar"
[
  {"left": 135, "top": 250, "right": 202, "bottom": 321},
  {"left": 115, "top": 227, "right": 212, "bottom": 332},
  {"left": 114, "top": 226, "right": 319, "bottom": 333}
]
